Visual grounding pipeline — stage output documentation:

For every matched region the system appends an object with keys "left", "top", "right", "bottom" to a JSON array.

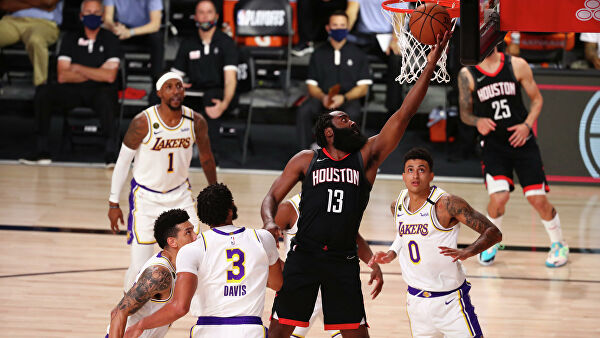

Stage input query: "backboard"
[{"left": 460, "top": 0, "right": 504, "bottom": 65}]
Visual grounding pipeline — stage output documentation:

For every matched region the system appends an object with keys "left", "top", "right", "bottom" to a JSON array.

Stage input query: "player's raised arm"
[
  {"left": 193, "top": 112, "right": 217, "bottom": 185},
  {"left": 261, "top": 150, "right": 313, "bottom": 239},
  {"left": 363, "top": 32, "right": 450, "bottom": 173},
  {"left": 109, "top": 265, "right": 172, "bottom": 338},
  {"left": 108, "top": 113, "right": 149, "bottom": 234},
  {"left": 437, "top": 194, "right": 502, "bottom": 262}
]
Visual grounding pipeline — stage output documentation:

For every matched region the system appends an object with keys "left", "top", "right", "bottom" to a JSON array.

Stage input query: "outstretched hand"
[
  {"left": 368, "top": 251, "right": 395, "bottom": 266},
  {"left": 368, "top": 263, "right": 384, "bottom": 299},
  {"left": 438, "top": 246, "right": 475, "bottom": 262},
  {"left": 264, "top": 221, "right": 282, "bottom": 248},
  {"left": 426, "top": 30, "right": 451, "bottom": 65}
]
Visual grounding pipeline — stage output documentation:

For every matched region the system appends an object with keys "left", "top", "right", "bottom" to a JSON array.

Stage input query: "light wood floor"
[{"left": 0, "top": 163, "right": 599, "bottom": 337}]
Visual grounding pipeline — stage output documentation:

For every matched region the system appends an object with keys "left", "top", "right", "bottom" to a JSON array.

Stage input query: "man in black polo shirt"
[
  {"left": 171, "top": 0, "right": 238, "bottom": 158},
  {"left": 20, "top": 0, "right": 121, "bottom": 165},
  {"left": 297, "top": 10, "right": 372, "bottom": 150}
]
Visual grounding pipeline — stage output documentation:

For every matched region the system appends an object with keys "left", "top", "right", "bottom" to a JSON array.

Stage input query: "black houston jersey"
[
  {"left": 296, "top": 149, "right": 372, "bottom": 253},
  {"left": 468, "top": 53, "right": 530, "bottom": 147}
]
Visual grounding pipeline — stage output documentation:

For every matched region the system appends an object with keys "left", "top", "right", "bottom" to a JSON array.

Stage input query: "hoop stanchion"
[{"left": 381, "top": 0, "right": 460, "bottom": 83}]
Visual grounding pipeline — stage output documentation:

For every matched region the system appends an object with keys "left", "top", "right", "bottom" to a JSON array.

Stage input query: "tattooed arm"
[
  {"left": 436, "top": 194, "right": 502, "bottom": 262},
  {"left": 109, "top": 265, "right": 172, "bottom": 338},
  {"left": 458, "top": 67, "right": 496, "bottom": 136}
]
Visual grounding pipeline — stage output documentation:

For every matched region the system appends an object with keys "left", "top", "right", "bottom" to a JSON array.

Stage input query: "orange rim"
[{"left": 381, "top": 0, "right": 461, "bottom": 18}]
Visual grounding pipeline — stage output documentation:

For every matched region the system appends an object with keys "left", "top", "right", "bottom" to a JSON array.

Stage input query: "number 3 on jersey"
[
  {"left": 492, "top": 99, "right": 511, "bottom": 120},
  {"left": 226, "top": 248, "right": 246, "bottom": 283},
  {"left": 327, "top": 189, "right": 344, "bottom": 213}
]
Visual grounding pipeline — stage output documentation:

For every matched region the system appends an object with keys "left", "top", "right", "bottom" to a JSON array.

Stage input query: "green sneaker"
[
  {"left": 478, "top": 243, "right": 502, "bottom": 266},
  {"left": 545, "top": 242, "right": 569, "bottom": 268}
]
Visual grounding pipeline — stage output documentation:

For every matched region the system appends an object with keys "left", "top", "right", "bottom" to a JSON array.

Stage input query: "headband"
[{"left": 156, "top": 72, "right": 183, "bottom": 90}]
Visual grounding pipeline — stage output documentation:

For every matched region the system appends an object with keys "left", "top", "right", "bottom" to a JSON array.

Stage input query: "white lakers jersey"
[
  {"left": 177, "top": 225, "right": 279, "bottom": 318},
  {"left": 394, "top": 186, "right": 466, "bottom": 291},
  {"left": 283, "top": 193, "right": 301, "bottom": 255},
  {"left": 125, "top": 252, "right": 175, "bottom": 337},
  {"left": 132, "top": 105, "right": 195, "bottom": 192}
]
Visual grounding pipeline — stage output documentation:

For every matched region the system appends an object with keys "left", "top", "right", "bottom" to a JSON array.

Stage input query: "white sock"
[
  {"left": 541, "top": 213, "right": 564, "bottom": 244},
  {"left": 487, "top": 214, "right": 503, "bottom": 233}
]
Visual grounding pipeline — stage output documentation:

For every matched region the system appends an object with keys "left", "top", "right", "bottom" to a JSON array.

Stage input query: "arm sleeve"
[
  {"left": 149, "top": 0, "right": 164, "bottom": 11},
  {"left": 256, "top": 229, "right": 280, "bottom": 265},
  {"left": 108, "top": 144, "right": 136, "bottom": 203},
  {"left": 176, "top": 244, "right": 204, "bottom": 276},
  {"left": 356, "top": 51, "right": 373, "bottom": 86},
  {"left": 389, "top": 233, "right": 402, "bottom": 255},
  {"left": 172, "top": 39, "right": 188, "bottom": 76}
]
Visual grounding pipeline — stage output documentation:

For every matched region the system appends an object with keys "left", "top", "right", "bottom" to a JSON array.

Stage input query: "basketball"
[{"left": 409, "top": 3, "right": 452, "bottom": 45}]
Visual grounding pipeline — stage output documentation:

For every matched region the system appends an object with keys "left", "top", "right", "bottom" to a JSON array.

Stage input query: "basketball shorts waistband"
[
  {"left": 407, "top": 280, "right": 469, "bottom": 298},
  {"left": 132, "top": 178, "right": 189, "bottom": 194},
  {"left": 195, "top": 316, "right": 263, "bottom": 326}
]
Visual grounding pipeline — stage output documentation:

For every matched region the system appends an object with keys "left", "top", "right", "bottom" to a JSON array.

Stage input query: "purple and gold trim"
[
  {"left": 212, "top": 227, "right": 246, "bottom": 236},
  {"left": 195, "top": 316, "right": 262, "bottom": 325}
]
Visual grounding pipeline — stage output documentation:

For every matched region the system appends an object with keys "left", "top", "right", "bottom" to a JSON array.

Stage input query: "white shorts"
[
  {"left": 127, "top": 178, "right": 199, "bottom": 245},
  {"left": 406, "top": 281, "right": 482, "bottom": 338},
  {"left": 190, "top": 317, "right": 267, "bottom": 338}
]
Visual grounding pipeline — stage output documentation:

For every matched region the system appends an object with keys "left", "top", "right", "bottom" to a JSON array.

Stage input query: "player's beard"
[
  {"left": 332, "top": 125, "right": 367, "bottom": 153},
  {"left": 167, "top": 96, "right": 182, "bottom": 111}
]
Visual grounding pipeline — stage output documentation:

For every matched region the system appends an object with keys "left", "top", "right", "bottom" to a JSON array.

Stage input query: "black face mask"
[{"left": 332, "top": 124, "right": 368, "bottom": 154}]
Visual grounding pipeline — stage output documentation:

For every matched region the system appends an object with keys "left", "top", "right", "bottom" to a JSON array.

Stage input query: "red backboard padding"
[{"left": 500, "top": 0, "right": 600, "bottom": 33}]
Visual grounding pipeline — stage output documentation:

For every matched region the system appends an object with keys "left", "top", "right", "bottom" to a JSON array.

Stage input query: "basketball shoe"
[
  {"left": 478, "top": 243, "right": 501, "bottom": 266},
  {"left": 545, "top": 242, "right": 569, "bottom": 268}
]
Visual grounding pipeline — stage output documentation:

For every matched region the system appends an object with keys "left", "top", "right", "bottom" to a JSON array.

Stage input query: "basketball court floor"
[{"left": 0, "top": 163, "right": 598, "bottom": 337}]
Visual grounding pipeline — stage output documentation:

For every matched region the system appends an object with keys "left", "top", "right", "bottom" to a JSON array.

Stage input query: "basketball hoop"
[{"left": 381, "top": 0, "right": 460, "bottom": 83}]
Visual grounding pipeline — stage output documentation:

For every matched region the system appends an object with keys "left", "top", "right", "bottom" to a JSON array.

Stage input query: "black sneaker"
[
  {"left": 18, "top": 151, "right": 52, "bottom": 165},
  {"left": 291, "top": 41, "right": 314, "bottom": 57}
]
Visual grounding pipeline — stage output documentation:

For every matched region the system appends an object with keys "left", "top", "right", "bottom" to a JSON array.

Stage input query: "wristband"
[
  {"left": 129, "top": 28, "right": 135, "bottom": 37},
  {"left": 109, "top": 205, "right": 120, "bottom": 209},
  {"left": 524, "top": 122, "right": 532, "bottom": 130}
]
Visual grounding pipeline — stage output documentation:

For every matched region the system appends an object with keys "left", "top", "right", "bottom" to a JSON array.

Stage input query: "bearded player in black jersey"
[
  {"left": 261, "top": 32, "right": 450, "bottom": 338},
  {"left": 458, "top": 47, "right": 569, "bottom": 268}
]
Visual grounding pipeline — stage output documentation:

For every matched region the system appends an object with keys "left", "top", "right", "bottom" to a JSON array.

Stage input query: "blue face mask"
[
  {"left": 82, "top": 14, "right": 102, "bottom": 30},
  {"left": 196, "top": 20, "right": 217, "bottom": 31},
  {"left": 329, "top": 28, "right": 348, "bottom": 42}
]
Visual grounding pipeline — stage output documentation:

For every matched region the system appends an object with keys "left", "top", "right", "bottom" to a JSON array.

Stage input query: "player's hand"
[
  {"left": 368, "top": 263, "right": 384, "bottom": 299},
  {"left": 593, "top": 58, "right": 600, "bottom": 70},
  {"left": 205, "top": 99, "right": 225, "bottom": 119},
  {"left": 328, "top": 94, "right": 345, "bottom": 109},
  {"left": 108, "top": 203, "right": 124, "bottom": 234},
  {"left": 476, "top": 118, "right": 496, "bottom": 136},
  {"left": 438, "top": 246, "right": 475, "bottom": 262},
  {"left": 507, "top": 123, "right": 531, "bottom": 148},
  {"left": 426, "top": 30, "right": 451, "bottom": 65},
  {"left": 368, "top": 251, "right": 395, "bottom": 266},
  {"left": 183, "top": 82, "right": 192, "bottom": 89},
  {"left": 264, "top": 221, "right": 282, "bottom": 248},
  {"left": 123, "top": 322, "right": 143, "bottom": 338}
]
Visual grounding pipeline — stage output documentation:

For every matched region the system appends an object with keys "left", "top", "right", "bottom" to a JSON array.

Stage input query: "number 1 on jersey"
[
  {"left": 327, "top": 189, "right": 344, "bottom": 213},
  {"left": 167, "top": 152, "right": 174, "bottom": 173}
]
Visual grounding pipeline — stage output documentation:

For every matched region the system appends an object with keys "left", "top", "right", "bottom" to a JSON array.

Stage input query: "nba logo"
[{"left": 230, "top": 236, "right": 235, "bottom": 245}]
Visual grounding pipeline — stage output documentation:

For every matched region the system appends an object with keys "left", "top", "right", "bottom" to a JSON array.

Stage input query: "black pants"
[
  {"left": 183, "top": 88, "right": 239, "bottom": 155},
  {"left": 297, "top": 0, "right": 347, "bottom": 43},
  {"left": 296, "top": 97, "right": 362, "bottom": 150},
  {"left": 34, "top": 82, "right": 118, "bottom": 154}
]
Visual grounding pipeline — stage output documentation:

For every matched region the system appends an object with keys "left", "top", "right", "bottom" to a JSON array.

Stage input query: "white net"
[{"left": 382, "top": 0, "right": 459, "bottom": 83}]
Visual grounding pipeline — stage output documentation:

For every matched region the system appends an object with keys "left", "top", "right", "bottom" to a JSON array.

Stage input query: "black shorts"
[
  {"left": 481, "top": 139, "right": 550, "bottom": 195},
  {"left": 272, "top": 247, "right": 367, "bottom": 330}
]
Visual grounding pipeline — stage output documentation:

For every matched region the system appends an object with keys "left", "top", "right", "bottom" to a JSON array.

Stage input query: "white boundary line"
[{"left": 0, "top": 161, "right": 482, "bottom": 184}]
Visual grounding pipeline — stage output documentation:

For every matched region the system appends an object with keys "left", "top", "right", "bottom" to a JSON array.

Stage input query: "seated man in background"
[
  {"left": 504, "top": 31, "right": 575, "bottom": 67},
  {"left": 103, "top": 0, "right": 163, "bottom": 101},
  {"left": 0, "top": 0, "right": 63, "bottom": 86},
  {"left": 171, "top": 0, "right": 238, "bottom": 160},
  {"left": 581, "top": 32, "right": 600, "bottom": 70},
  {"left": 346, "top": 0, "right": 405, "bottom": 112},
  {"left": 297, "top": 10, "right": 372, "bottom": 150},
  {"left": 20, "top": 0, "right": 121, "bottom": 165}
]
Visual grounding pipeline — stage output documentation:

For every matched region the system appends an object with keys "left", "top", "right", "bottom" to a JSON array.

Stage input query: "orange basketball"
[{"left": 409, "top": 3, "right": 452, "bottom": 45}]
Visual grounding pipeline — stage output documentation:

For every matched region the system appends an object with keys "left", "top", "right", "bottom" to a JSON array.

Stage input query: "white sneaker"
[{"left": 545, "top": 242, "right": 569, "bottom": 268}]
